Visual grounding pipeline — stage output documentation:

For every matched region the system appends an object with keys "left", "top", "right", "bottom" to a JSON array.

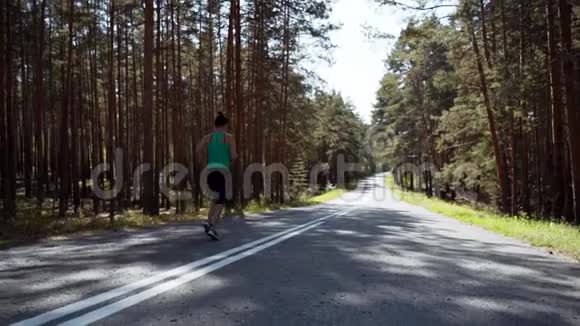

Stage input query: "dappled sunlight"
[
  {"left": 330, "top": 292, "right": 372, "bottom": 306},
  {"left": 3, "top": 176, "right": 580, "bottom": 325},
  {"left": 456, "top": 260, "right": 542, "bottom": 277},
  {"left": 456, "top": 297, "right": 521, "bottom": 313},
  {"left": 25, "top": 269, "right": 104, "bottom": 292},
  {"left": 0, "top": 0, "right": 578, "bottom": 321}
]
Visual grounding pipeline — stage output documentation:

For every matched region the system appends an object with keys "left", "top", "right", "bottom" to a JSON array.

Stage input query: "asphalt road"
[{"left": 2, "top": 175, "right": 580, "bottom": 326}]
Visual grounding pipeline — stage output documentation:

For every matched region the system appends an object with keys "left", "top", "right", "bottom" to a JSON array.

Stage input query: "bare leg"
[
  {"left": 213, "top": 204, "right": 224, "bottom": 225},
  {"left": 207, "top": 203, "right": 216, "bottom": 225},
  {"left": 208, "top": 203, "right": 224, "bottom": 225}
]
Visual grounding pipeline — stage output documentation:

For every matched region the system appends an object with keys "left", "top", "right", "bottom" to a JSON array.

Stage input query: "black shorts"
[{"left": 207, "top": 170, "right": 227, "bottom": 204}]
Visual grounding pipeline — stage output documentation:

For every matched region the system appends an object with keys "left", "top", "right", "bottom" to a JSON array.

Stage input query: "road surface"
[{"left": 2, "top": 175, "right": 579, "bottom": 325}]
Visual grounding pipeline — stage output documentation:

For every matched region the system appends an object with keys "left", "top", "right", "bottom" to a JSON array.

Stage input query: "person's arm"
[
  {"left": 195, "top": 134, "right": 210, "bottom": 156},
  {"left": 227, "top": 134, "right": 238, "bottom": 161}
]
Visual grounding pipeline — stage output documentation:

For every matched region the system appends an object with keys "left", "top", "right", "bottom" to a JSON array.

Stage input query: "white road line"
[
  {"left": 11, "top": 208, "right": 353, "bottom": 326},
  {"left": 58, "top": 214, "right": 345, "bottom": 326}
]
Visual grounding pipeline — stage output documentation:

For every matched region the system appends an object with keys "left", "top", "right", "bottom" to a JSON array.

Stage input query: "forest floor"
[
  {"left": 0, "top": 188, "right": 347, "bottom": 249},
  {"left": 386, "top": 175, "right": 580, "bottom": 261}
]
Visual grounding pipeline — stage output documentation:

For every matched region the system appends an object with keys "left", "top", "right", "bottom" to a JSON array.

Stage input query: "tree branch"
[{"left": 378, "top": 1, "right": 458, "bottom": 11}]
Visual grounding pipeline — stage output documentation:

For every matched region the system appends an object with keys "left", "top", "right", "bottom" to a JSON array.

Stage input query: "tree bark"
[
  {"left": 559, "top": 0, "right": 580, "bottom": 223},
  {"left": 546, "top": 0, "right": 564, "bottom": 220},
  {"left": 510, "top": 114, "right": 518, "bottom": 216},
  {"left": 58, "top": 0, "right": 74, "bottom": 218},
  {"left": 3, "top": 0, "right": 17, "bottom": 219},
  {"left": 143, "top": 0, "right": 156, "bottom": 216},
  {"left": 0, "top": 0, "right": 5, "bottom": 219},
  {"left": 107, "top": 0, "right": 117, "bottom": 223},
  {"left": 225, "top": 0, "right": 235, "bottom": 116},
  {"left": 521, "top": 119, "right": 530, "bottom": 215},
  {"left": 479, "top": 0, "right": 493, "bottom": 69},
  {"left": 470, "top": 23, "right": 509, "bottom": 212},
  {"left": 234, "top": 0, "right": 243, "bottom": 207},
  {"left": 33, "top": 0, "right": 47, "bottom": 204}
]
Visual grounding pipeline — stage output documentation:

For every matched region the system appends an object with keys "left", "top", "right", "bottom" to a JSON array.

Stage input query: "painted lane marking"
[
  {"left": 58, "top": 215, "right": 345, "bottom": 326},
  {"left": 12, "top": 208, "right": 353, "bottom": 326}
]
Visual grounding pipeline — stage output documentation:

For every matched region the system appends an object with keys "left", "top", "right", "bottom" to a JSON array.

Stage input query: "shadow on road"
[
  {"left": 2, "top": 176, "right": 579, "bottom": 325},
  {"left": 98, "top": 204, "right": 580, "bottom": 326}
]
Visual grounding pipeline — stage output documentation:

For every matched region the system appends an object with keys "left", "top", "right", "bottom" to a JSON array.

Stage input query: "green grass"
[
  {"left": 0, "top": 199, "right": 207, "bottom": 246},
  {"left": 0, "top": 239, "right": 12, "bottom": 247},
  {"left": 244, "top": 188, "right": 347, "bottom": 213},
  {"left": 305, "top": 188, "right": 347, "bottom": 204},
  {"left": 1, "top": 187, "right": 348, "bottom": 247},
  {"left": 386, "top": 175, "right": 580, "bottom": 261}
]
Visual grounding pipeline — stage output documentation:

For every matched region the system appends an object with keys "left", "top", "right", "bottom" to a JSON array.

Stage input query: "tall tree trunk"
[
  {"left": 546, "top": 0, "right": 564, "bottom": 220},
  {"left": 207, "top": 0, "right": 216, "bottom": 115},
  {"left": 0, "top": 0, "right": 6, "bottom": 220},
  {"left": 521, "top": 119, "right": 530, "bottom": 215},
  {"left": 510, "top": 114, "right": 518, "bottom": 216},
  {"left": 143, "top": 0, "right": 156, "bottom": 216},
  {"left": 33, "top": 0, "right": 47, "bottom": 205},
  {"left": 153, "top": 0, "right": 162, "bottom": 214},
  {"left": 542, "top": 88, "right": 553, "bottom": 218},
  {"left": 470, "top": 22, "right": 509, "bottom": 212},
  {"left": 89, "top": 0, "right": 101, "bottom": 214},
  {"left": 3, "top": 0, "right": 17, "bottom": 219},
  {"left": 559, "top": 0, "right": 580, "bottom": 223},
  {"left": 518, "top": 0, "right": 530, "bottom": 215},
  {"left": 124, "top": 20, "right": 131, "bottom": 207},
  {"left": 479, "top": 0, "right": 493, "bottom": 69},
  {"left": 116, "top": 17, "right": 125, "bottom": 211},
  {"left": 107, "top": 0, "right": 117, "bottom": 223},
  {"left": 47, "top": 3, "right": 55, "bottom": 202},
  {"left": 234, "top": 0, "right": 243, "bottom": 207},
  {"left": 19, "top": 0, "right": 32, "bottom": 200},
  {"left": 225, "top": 0, "right": 235, "bottom": 115},
  {"left": 58, "top": 0, "right": 74, "bottom": 218},
  {"left": 131, "top": 12, "right": 141, "bottom": 206},
  {"left": 575, "top": 54, "right": 580, "bottom": 224},
  {"left": 71, "top": 50, "right": 80, "bottom": 213},
  {"left": 171, "top": 0, "right": 186, "bottom": 214},
  {"left": 162, "top": 17, "right": 170, "bottom": 210},
  {"left": 252, "top": 0, "right": 265, "bottom": 199},
  {"left": 279, "top": 0, "right": 291, "bottom": 203}
]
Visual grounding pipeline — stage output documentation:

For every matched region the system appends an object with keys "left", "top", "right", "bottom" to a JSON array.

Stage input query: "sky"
[{"left": 304, "top": 0, "right": 409, "bottom": 124}]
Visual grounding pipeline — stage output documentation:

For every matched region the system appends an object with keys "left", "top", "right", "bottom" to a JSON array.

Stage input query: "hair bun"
[{"left": 214, "top": 112, "right": 229, "bottom": 127}]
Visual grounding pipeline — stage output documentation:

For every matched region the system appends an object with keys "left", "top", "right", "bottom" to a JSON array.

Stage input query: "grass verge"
[
  {"left": 386, "top": 175, "right": 580, "bottom": 261},
  {"left": 305, "top": 188, "right": 348, "bottom": 205},
  {"left": 0, "top": 204, "right": 206, "bottom": 248},
  {"left": 1, "top": 187, "right": 348, "bottom": 248},
  {"left": 243, "top": 188, "right": 347, "bottom": 213}
]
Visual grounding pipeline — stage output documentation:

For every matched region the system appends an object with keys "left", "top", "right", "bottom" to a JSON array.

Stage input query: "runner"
[{"left": 196, "top": 112, "right": 237, "bottom": 240}]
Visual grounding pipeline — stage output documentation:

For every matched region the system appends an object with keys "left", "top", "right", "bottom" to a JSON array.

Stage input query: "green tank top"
[{"left": 207, "top": 132, "right": 230, "bottom": 170}]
